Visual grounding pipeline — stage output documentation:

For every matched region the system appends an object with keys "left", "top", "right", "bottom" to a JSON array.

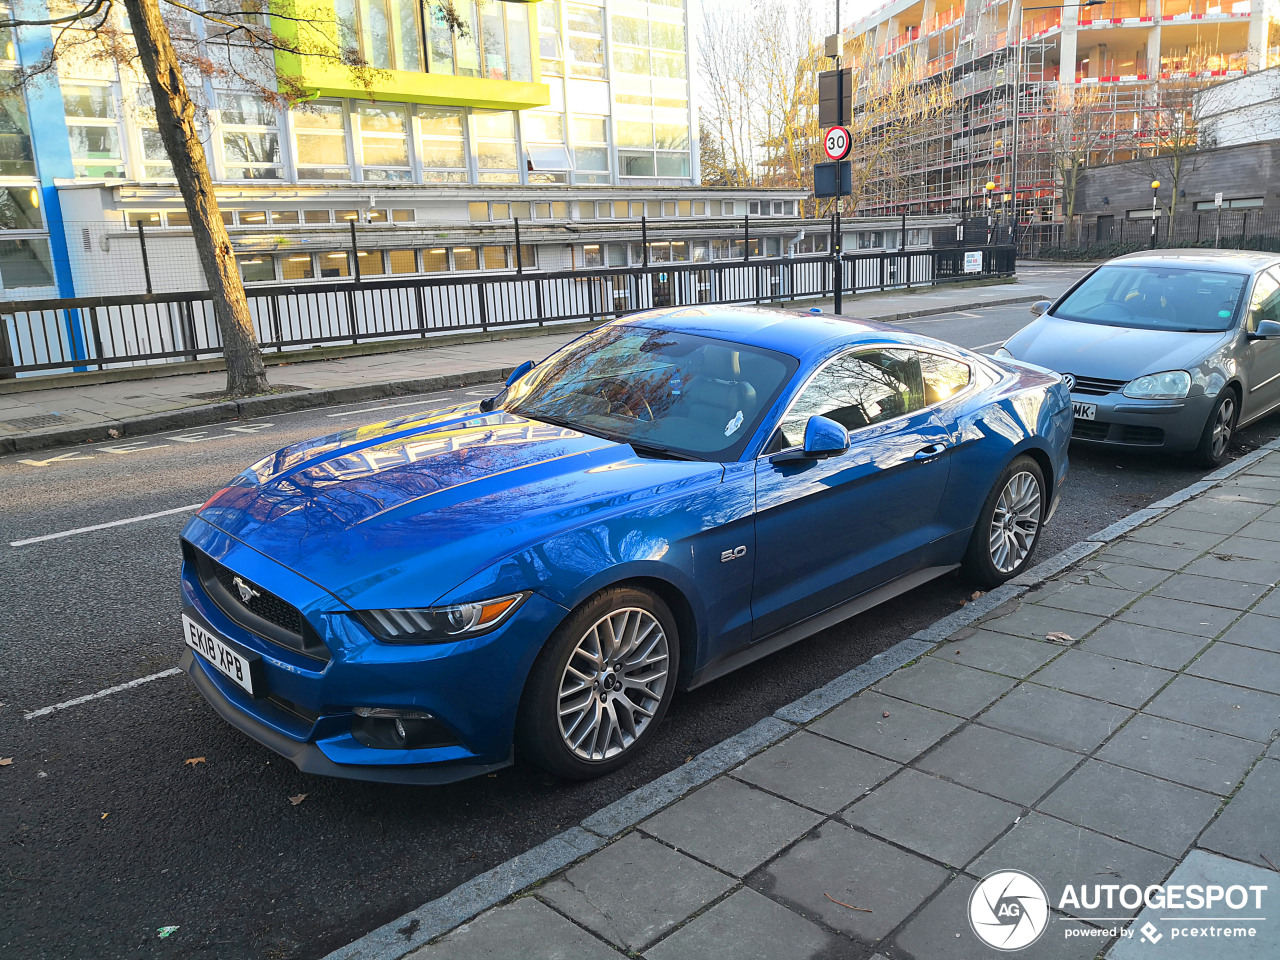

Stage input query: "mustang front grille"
[{"left": 184, "top": 542, "right": 330, "bottom": 662}]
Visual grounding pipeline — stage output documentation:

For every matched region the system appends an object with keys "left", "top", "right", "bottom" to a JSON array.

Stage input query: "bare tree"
[
  {"left": 1043, "top": 86, "right": 1114, "bottom": 244},
  {"left": 844, "top": 38, "right": 954, "bottom": 215},
  {"left": 1139, "top": 67, "right": 1211, "bottom": 237},
  {"left": 0, "top": 1, "right": 376, "bottom": 396}
]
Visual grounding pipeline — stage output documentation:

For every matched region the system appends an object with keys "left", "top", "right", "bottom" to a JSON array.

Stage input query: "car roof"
[
  {"left": 613, "top": 305, "right": 906, "bottom": 358},
  {"left": 1111, "top": 249, "right": 1280, "bottom": 273}
]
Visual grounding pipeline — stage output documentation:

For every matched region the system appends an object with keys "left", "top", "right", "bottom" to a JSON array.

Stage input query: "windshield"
[
  {"left": 1052, "top": 265, "right": 1249, "bottom": 333},
  {"left": 500, "top": 324, "right": 797, "bottom": 461}
]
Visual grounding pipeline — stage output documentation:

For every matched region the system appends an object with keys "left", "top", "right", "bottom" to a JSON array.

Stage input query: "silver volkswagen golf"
[{"left": 998, "top": 250, "right": 1280, "bottom": 465}]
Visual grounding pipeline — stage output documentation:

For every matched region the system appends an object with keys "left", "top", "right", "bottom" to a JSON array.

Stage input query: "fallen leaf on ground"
[
  {"left": 971, "top": 591, "right": 985, "bottom": 601},
  {"left": 157, "top": 925, "right": 179, "bottom": 939},
  {"left": 824, "top": 893, "right": 872, "bottom": 913},
  {"left": 101, "top": 813, "right": 109, "bottom": 819},
  {"left": 289, "top": 793, "right": 307, "bottom": 806},
  {"left": 1045, "top": 632, "right": 1075, "bottom": 644},
  {"left": 107, "top": 428, "right": 121, "bottom": 439},
  {"left": 183, "top": 757, "right": 206, "bottom": 766},
  {"left": 0, "top": 757, "right": 13, "bottom": 766},
  {"left": 882, "top": 711, "right": 890, "bottom": 718}
]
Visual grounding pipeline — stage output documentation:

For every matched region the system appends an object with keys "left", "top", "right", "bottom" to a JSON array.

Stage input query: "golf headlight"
[
  {"left": 993, "top": 346, "right": 1013, "bottom": 359},
  {"left": 1122, "top": 370, "right": 1191, "bottom": 400},
  {"left": 357, "top": 593, "right": 526, "bottom": 643}
]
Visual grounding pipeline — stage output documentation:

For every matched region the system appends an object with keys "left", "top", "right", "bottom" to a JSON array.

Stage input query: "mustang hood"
[
  {"left": 1006, "top": 314, "right": 1233, "bottom": 381},
  {"left": 195, "top": 406, "right": 721, "bottom": 608}
]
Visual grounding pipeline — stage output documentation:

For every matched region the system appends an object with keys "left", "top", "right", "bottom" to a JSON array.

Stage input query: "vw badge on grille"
[
  {"left": 232, "top": 576, "right": 260, "bottom": 604},
  {"left": 1062, "top": 373, "right": 1076, "bottom": 390}
]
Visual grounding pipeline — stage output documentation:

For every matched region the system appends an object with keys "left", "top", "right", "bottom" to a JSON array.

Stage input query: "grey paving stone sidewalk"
[{"left": 399, "top": 449, "right": 1280, "bottom": 960}]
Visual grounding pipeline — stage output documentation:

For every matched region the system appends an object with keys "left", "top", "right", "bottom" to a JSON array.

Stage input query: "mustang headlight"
[
  {"left": 356, "top": 593, "right": 526, "bottom": 644},
  {"left": 1122, "top": 370, "right": 1191, "bottom": 400},
  {"left": 993, "top": 346, "right": 1013, "bottom": 359}
]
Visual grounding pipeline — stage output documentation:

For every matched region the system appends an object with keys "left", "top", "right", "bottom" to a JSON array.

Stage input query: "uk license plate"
[
  {"left": 183, "top": 614, "right": 258, "bottom": 696},
  {"left": 1072, "top": 400, "right": 1097, "bottom": 421}
]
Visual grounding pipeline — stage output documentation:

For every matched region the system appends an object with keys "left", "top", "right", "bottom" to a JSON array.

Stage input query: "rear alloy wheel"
[
  {"left": 517, "top": 586, "right": 678, "bottom": 779},
  {"left": 1193, "top": 390, "right": 1236, "bottom": 468},
  {"left": 962, "top": 455, "right": 1046, "bottom": 589}
]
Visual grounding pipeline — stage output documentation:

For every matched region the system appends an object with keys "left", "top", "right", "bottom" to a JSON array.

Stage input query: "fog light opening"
[{"left": 350, "top": 707, "right": 458, "bottom": 751}]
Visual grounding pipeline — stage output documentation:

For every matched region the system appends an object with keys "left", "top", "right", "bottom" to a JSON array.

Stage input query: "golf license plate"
[
  {"left": 1072, "top": 400, "right": 1097, "bottom": 421},
  {"left": 183, "top": 614, "right": 258, "bottom": 696}
]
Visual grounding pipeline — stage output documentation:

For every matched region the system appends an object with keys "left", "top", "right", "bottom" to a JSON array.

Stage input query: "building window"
[
  {"left": 281, "top": 254, "right": 315, "bottom": 280},
  {"left": 319, "top": 251, "right": 351, "bottom": 278},
  {"left": 422, "top": 247, "right": 448, "bottom": 272},
  {"left": 453, "top": 245, "right": 479, "bottom": 270},
  {"left": 0, "top": 89, "right": 36, "bottom": 177},
  {"left": 572, "top": 115, "right": 609, "bottom": 179},
  {"left": 356, "top": 249, "right": 385, "bottom": 275},
  {"left": 130, "top": 88, "right": 173, "bottom": 180},
  {"left": 293, "top": 101, "right": 351, "bottom": 181},
  {"left": 482, "top": 245, "right": 508, "bottom": 269},
  {"left": 387, "top": 249, "right": 417, "bottom": 273},
  {"left": 63, "top": 84, "right": 125, "bottom": 178},
  {"left": 354, "top": 103, "right": 411, "bottom": 181},
  {"left": 304, "top": 210, "right": 331, "bottom": 223},
  {"left": 337, "top": 0, "right": 422, "bottom": 72},
  {"left": 523, "top": 111, "right": 569, "bottom": 183},
  {"left": 219, "top": 91, "right": 282, "bottom": 180},
  {"left": 238, "top": 254, "right": 274, "bottom": 282},
  {"left": 426, "top": 0, "right": 533, "bottom": 81},
  {"left": 418, "top": 105, "right": 468, "bottom": 182},
  {"left": 469, "top": 201, "right": 490, "bottom": 221},
  {"left": 0, "top": 186, "right": 42, "bottom": 231},
  {"left": 472, "top": 109, "right": 519, "bottom": 183},
  {"left": 566, "top": 3, "right": 605, "bottom": 79},
  {"left": 0, "top": 237, "right": 54, "bottom": 288},
  {"left": 538, "top": 0, "right": 562, "bottom": 75}
]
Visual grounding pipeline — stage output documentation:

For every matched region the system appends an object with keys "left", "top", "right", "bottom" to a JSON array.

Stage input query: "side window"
[
  {"left": 1247, "top": 269, "right": 1280, "bottom": 333},
  {"left": 918, "top": 351, "right": 972, "bottom": 406},
  {"left": 775, "top": 349, "right": 924, "bottom": 449}
]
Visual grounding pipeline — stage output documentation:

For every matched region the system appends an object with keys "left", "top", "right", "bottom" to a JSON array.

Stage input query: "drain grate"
[{"left": 2, "top": 413, "right": 75, "bottom": 430}]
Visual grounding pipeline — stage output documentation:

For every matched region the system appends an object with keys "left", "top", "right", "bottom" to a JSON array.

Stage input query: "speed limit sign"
[{"left": 824, "top": 126, "right": 851, "bottom": 161}]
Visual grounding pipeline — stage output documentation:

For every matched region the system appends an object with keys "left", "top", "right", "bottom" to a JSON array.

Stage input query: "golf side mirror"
[
  {"left": 1030, "top": 300, "right": 1052, "bottom": 317},
  {"left": 1249, "top": 319, "right": 1280, "bottom": 340}
]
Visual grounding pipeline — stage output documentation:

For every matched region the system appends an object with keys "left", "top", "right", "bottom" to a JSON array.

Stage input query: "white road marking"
[
  {"left": 325, "top": 398, "right": 445, "bottom": 419},
  {"left": 18, "top": 452, "right": 95, "bottom": 466},
  {"left": 101, "top": 441, "right": 169, "bottom": 455},
  {"left": 10, "top": 503, "right": 203, "bottom": 547},
  {"left": 24, "top": 668, "right": 183, "bottom": 720},
  {"left": 974, "top": 339, "right": 1007, "bottom": 351}
]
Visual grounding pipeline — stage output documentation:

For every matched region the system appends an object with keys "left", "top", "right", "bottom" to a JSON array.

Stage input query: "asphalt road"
[{"left": 4, "top": 300, "right": 1279, "bottom": 960}]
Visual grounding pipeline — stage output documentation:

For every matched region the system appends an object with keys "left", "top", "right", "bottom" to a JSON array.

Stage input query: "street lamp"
[
  {"left": 1009, "top": 1, "right": 1107, "bottom": 238},
  {"left": 1150, "top": 179, "right": 1161, "bottom": 249}
]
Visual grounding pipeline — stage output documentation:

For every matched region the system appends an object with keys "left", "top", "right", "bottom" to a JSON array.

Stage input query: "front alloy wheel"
[
  {"left": 558, "top": 608, "right": 669, "bottom": 761},
  {"left": 1193, "top": 390, "right": 1236, "bottom": 467},
  {"left": 518, "top": 586, "right": 679, "bottom": 779}
]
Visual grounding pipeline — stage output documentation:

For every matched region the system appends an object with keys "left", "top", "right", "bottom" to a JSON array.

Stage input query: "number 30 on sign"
[{"left": 824, "top": 126, "right": 851, "bottom": 161}]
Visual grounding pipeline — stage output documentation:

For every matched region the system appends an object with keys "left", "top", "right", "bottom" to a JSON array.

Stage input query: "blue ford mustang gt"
[{"left": 179, "top": 307, "right": 1071, "bottom": 783}]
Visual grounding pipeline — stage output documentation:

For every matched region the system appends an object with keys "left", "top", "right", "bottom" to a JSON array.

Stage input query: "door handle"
[{"left": 914, "top": 443, "right": 947, "bottom": 461}]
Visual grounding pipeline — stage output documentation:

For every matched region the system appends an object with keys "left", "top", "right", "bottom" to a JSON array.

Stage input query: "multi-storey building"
[
  {"left": 843, "top": 0, "right": 1277, "bottom": 225},
  {"left": 0, "top": 0, "right": 810, "bottom": 299}
]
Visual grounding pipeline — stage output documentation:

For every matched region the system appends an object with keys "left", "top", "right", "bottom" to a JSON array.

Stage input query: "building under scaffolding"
[{"left": 843, "top": 0, "right": 1275, "bottom": 227}]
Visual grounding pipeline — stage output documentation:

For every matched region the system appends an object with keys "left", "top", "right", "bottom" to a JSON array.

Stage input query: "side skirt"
[{"left": 683, "top": 564, "right": 959, "bottom": 690}]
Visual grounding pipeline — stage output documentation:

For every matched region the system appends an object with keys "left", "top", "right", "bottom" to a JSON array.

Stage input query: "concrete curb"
[
  {"left": 323, "top": 434, "right": 1280, "bottom": 960},
  {"left": 0, "top": 367, "right": 518, "bottom": 456},
  {"left": 1, "top": 291, "right": 1047, "bottom": 456}
]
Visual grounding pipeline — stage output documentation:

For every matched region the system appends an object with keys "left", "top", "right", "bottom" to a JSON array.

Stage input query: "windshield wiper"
[{"left": 627, "top": 441, "right": 699, "bottom": 462}]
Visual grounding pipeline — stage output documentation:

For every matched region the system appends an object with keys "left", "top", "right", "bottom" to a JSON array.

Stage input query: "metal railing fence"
[{"left": 1, "top": 246, "right": 1016, "bottom": 379}]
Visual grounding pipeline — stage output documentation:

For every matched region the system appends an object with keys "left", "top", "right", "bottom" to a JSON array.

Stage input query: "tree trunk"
[{"left": 121, "top": 0, "right": 269, "bottom": 397}]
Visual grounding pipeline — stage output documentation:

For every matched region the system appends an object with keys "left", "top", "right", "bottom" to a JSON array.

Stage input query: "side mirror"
[
  {"left": 505, "top": 360, "right": 535, "bottom": 386},
  {"left": 1030, "top": 300, "right": 1052, "bottom": 317},
  {"left": 1249, "top": 319, "right": 1280, "bottom": 340},
  {"left": 773, "top": 415, "right": 850, "bottom": 464},
  {"left": 481, "top": 360, "right": 536, "bottom": 412}
]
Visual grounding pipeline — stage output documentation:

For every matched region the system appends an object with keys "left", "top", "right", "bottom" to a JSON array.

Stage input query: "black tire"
[
  {"left": 1191, "top": 389, "right": 1237, "bottom": 468},
  {"left": 961, "top": 455, "right": 1047, "bottom": 589},
  {"left": 516, "top": 585, "right": 679, "bottom": 780}
]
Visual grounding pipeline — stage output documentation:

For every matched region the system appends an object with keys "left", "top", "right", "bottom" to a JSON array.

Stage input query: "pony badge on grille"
[{"left": 232, "top": 576, "right": 260, "bottom": 604}]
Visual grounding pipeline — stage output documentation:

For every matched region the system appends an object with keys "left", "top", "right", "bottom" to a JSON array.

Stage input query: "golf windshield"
[
  {"left": 1052, "top": 265, "right": 1249, "bottom": 333},
  {"left": 500, "top": 324, "right": 796, "bottom": 461}
]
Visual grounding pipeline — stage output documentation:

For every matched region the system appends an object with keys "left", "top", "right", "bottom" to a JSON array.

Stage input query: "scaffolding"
[{"left": 845, "top": 0, "right": 1266, "bottom": 226}]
